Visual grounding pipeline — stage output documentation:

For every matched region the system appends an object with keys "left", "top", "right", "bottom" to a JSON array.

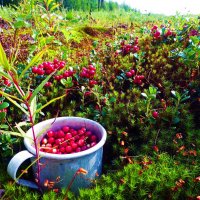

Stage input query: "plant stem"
[
  {"left": 9, "top": 72, "right": 41, "bottom": 189},
  {"left": 25, "top": 101, "right": 41, "bottom": 189}
]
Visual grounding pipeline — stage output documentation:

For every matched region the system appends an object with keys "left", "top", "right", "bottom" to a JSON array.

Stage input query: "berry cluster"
[
  {"left": 80, "top": 64, "right": 96, "bottom": 79},
  {"left": 40, "top": 126, "right": 98, "bottom": 154},
  {"left": 133, "top": 75, "right": 145, "bottom": 85},
  {"left": 126, "top": 69, "right": 145, "bottom": 85},
  {"left": 125, "top": 69, "right": 135, "bottom": 78},
  {"left": 54, "top": 68, "right": 74, "bottom": 82},
  {"left": 151, "top": 25, "right": 161, "bottom": 39},
  {"left": 151, "top": 25, "right": 175, "bottom": 40},
  {"left": 120, "top": 38, "right": 140, "bottom": 56},
  {"left": 1, "top": 77, "right": 11, "bottom": 87},
  {"left": 32, "top": 59, "right": 66, "bottom": 76},
  {"left": 80, "top": 65, "right": 98, "bottom": 87}
]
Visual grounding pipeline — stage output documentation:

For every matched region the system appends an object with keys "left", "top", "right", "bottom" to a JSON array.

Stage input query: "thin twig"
[{"left": 154, "top": 129, "right": 160, "bottom": 145}]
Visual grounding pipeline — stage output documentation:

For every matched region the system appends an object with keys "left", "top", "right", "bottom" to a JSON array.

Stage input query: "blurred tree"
[{"left": 1, "top": 0, "right": 20, "bottom": 6}]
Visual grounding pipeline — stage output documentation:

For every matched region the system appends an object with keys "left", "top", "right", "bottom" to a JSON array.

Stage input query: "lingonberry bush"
[{"left": 0, "top": 0, "right": 199, "bottom": 199}]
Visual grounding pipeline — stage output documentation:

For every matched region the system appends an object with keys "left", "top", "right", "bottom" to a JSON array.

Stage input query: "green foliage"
[{"left": 79, "top": 154, "right": 200, "bottom": 199}]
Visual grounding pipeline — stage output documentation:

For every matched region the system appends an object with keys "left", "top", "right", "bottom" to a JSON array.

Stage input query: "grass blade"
[
  {"left": 19, "top": 48, "right": 47, "bottom": 81},
  {"left": 34, "top": 94, "right": 66, "bottom": 115},
  {"left": 5, "top": 96, "right": 29, "bottom": 116},
  {"left": 28, "top": 72, "right": 54, "bottom": 103}
]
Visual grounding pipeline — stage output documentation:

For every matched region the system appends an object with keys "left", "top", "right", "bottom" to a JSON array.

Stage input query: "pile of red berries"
[
  {"left": 126, "top": 69, "right": 135, "bottom": 78},
  {"left": 79, "top": 65, "right": 98, "bottom": 87},
  {"left": 151, "top": 25, "right": 161, "bottom": 39},
  {"left": 80, "top": 64, "right": 96, "bottom": 79},
  {"left": 40, "top": 126, "right": 98, "bottom": 154},
  {"left": 32, "top": 59, "right": 66, "bottom": 76},
  {"left": 126, "top": 69, "right": 145, "bottom": 85},
  {"left": 133, "top": 75, "right": 145, "bottom": 85},
  {"left": 120, "top": 40, "right": 140, "bottom": 56}
]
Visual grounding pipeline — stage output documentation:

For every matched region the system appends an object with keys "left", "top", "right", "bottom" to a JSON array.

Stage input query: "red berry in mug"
[
  {"left": 41, "top": 138, "right": 48, "bottom": 144},
  {"left": 57, "top": 130, "right": 65, "bottom": 138},
  {"left": 90, "top": 135, "right": 97, "bottom": 142},
  {"left": 46, "top": 131, "right": 53, "bottom": 137},
  {"left": 65, "top": 133, "right": 72, "bottom": 140},
  {"left": 59, "top": 147, "right": 66, "bottom": 153},
  {"left": 75, "top": 147, "right": 81, "bottom": 152},
  {"left": 65, "top": 146, "right": 72, "bottom": 153},
  {"left": 62, "top": 126, "right": 70, "bottom": 132},
  {"left": 71, "top": 142, "right": 78, "bottom": 150},
  {"left": 78, "top": 139, "right": 85, "bottom": 147},
  {"left": 48, "top": 137, "right": 55, "bottom": 144}
]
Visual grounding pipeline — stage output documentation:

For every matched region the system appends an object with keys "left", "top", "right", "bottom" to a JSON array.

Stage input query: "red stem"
[
  {"left": 66, "top": 171, "right": 79, "bottom": 194},
  {"left": 8, "top": 71, "right": 41, "bottom": 189},
  {"left": 25, "top": 102, "right": 41, "bottom": 188}
]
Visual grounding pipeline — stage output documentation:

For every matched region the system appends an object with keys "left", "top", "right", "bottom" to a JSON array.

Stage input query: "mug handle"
[{"left": 7, "top": 150, "right": 39, "bottom": 189}]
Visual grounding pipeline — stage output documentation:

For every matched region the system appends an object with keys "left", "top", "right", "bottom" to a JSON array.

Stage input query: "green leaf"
[
  {"left": 0, "top": 130, "right": 32, "bottom": 139},
  {"left": 0, "top": 124, "right": 9, "bottom": 129},
  {"left": 66, "top": 77, "right": 73, "bottom": 87},
  {"left": 0, "top": 43, "right": 11, "bottom": 71},
  {"left": 180, "top": 96, "right": 190, "bottom": 102},
  {"left": 149, "top": 86, "right": 157, "bottom": 95},
  {"left": 141, "top": 93, "right": 148, "bottom": 98},
  {"left": 0, "top": 70, "right": 11, "bottom": 81},
  {"left": 5, "top": 96, "right": 28, "bottom": 116},
  {"left": 109, "top": 97, "right": 116, "bottom": 103},
  {"left": 171, "top": 90, "right": 181, "bottom": 100},
  {"left": 50, "top": 4, "right": 59, "bottom": 12},
  {"left": 19, "top": 48, "right": 47, "bottom": 81},
  {"left": 15, "top": 122, "right": 26, "bottom": 136},
  {"left": 60, "top": 78, "right": 67, "bottom": 86},
  {"left": 0, "top": 112, "right": 6, "bottom": 121},
  {"left": 34, "top": 94, "right": 66, "bottom": 115},
  {"left": 0, "top": 102, "right": 9, "bottom": 110},
  {"left": 29, "top": 72, "right": 54, "bottom": 103},
  {"left": 172, "top": 117, "right": 180, "bottom": 124},
  {"left": 0, "top": 90, "right": 24, "bottom": 102},
  {"left": 30, "top": 96, "right": 37, "bottom": 122}
]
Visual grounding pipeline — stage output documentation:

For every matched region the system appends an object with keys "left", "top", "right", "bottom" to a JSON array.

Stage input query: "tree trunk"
[{"left": 98, "top": 0, "right": 100, "bottom": 11}]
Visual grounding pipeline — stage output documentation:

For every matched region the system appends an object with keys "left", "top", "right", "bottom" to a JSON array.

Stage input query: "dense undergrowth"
[{"left": 0, "top": 0, "right": 199, "bottom": 199}]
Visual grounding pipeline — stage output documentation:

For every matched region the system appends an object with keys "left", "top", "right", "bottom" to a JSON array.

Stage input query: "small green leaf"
[
  {"left": 60, "top": 78, "right": 67, "bottom": 86},
  {"left": 29, "top": 72, "right": 54, "bottom": 103},
  {"left": 180, "top": 96, "right": 190, "bottom": 102},
  {"left": 0, "top": 102, "right": 9, "bottom": 110},
  {"left": 5, "top": 96, "right": 28, "bottom": 116},
  {"left": 0, "top": 43, "right": 11, "bottom": 71},
  {"left": 0, "top": 130, "right": 32, "bottom": 139},
  {"left": 109, "top": 97, "right": 116, "bottom": 103},
  {"left": 66, "top": 77, "right": 73, "bottom": 87},
  {"left": 0, "top": 124, "right": 9, "bottom": 129},
  {"left": 172, "top": 117, "right": 180, "bottom": 124},
  {"left": 0, "top": 112, "right": 6, "bottom": 121},
  {"left": 19, "top": 48, "right": 47, "bottom": 81},
  {"left": 171, "top": 90, "right": 181, "bottom": 100},
  {"left": 30, "top": 96, "right": 37, "bottom": 122},
  {"left": 34, "top": 94, "right": 66, "bottom": 115},
  {"left": 141, "top": 93, "right": 148, "bottom": 98}
]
